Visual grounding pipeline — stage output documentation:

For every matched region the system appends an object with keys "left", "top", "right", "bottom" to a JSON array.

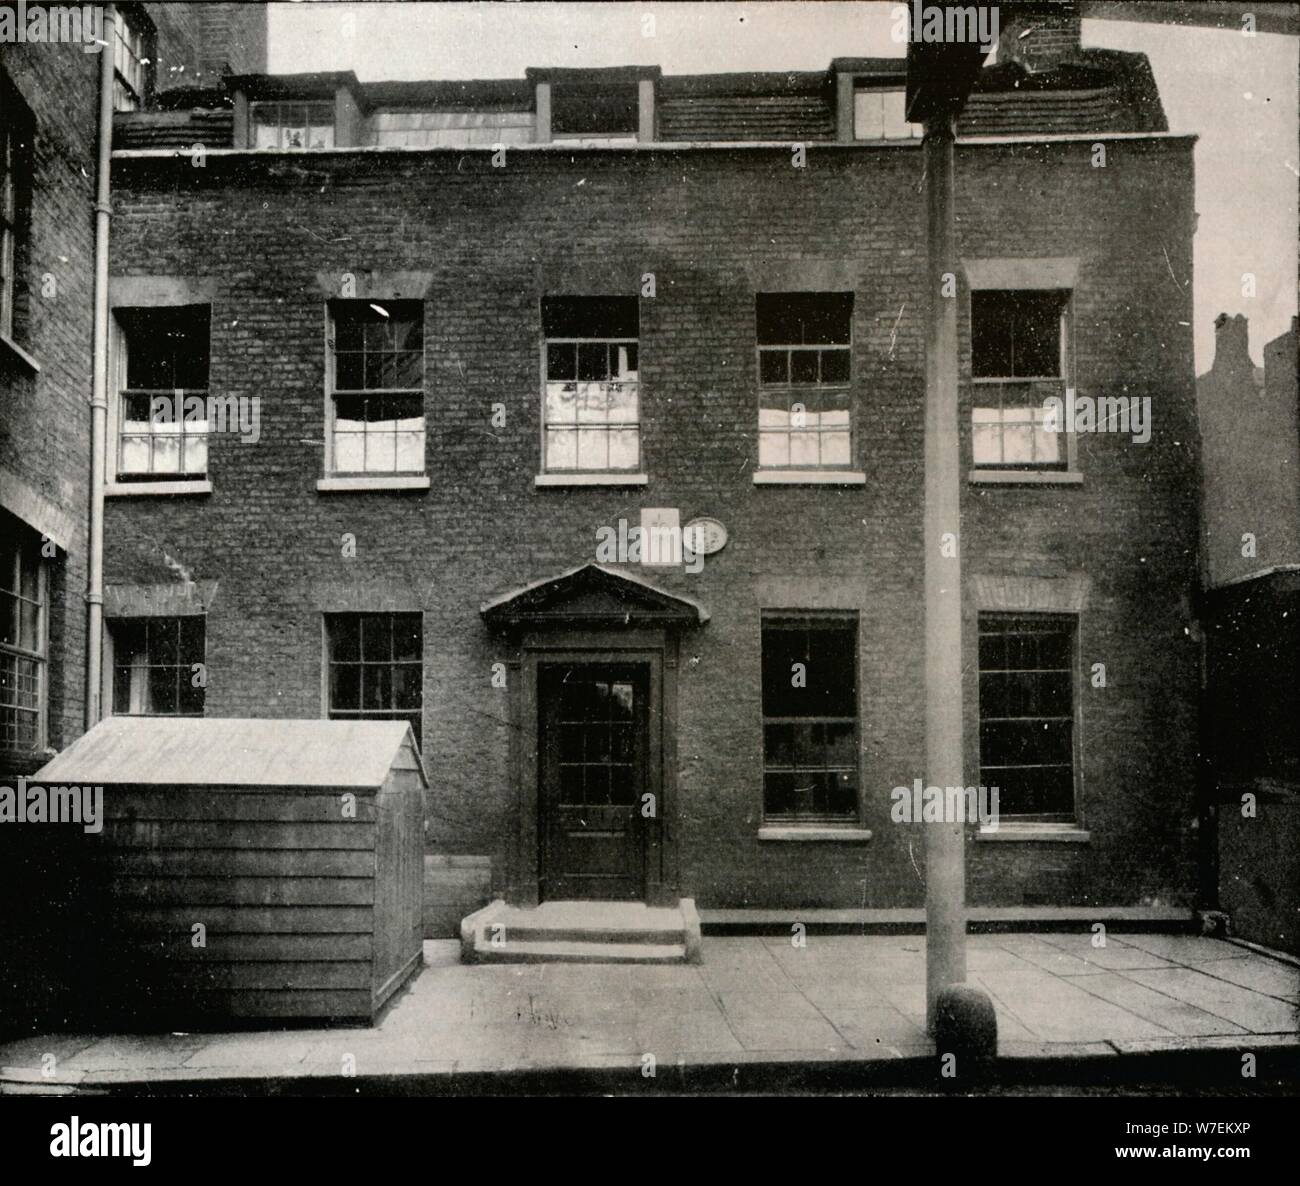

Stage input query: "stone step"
[
  {"left": 460, "top": 899, "right": 702, "bottom": 964},
  {"left": 468, "top": 939, "right": 689, "bottom": 964}
]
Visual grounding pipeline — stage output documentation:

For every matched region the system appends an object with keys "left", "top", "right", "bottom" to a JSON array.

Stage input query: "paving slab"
[{"left": 1, "top": 933, "right": 1294, "bottom": 1090}]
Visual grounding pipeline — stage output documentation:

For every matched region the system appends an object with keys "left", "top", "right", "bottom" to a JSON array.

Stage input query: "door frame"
[{"left": 508, "top": 629, "right": 680, "bottom": 907}]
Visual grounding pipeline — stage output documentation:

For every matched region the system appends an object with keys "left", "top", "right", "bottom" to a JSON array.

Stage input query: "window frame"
[
  {"left": 107, "top": 615, "right": 206, "bottom": 718},
  {"left": 322, "top": 612, "right": 424, "bottom": 747},
  {"left": 112, "top": 6, "right": 155, "bottom": 113},
  {"left": 539, "top": 297, "right": 642, "bottom": 476},
  {"left": 111, "top": 306, "right": 212, "bottom": 484},
  {"left": 249, "top": 101, "right": 337, "bottom": 151},
  {"left": 0, "top": 73, "right": 33, "bottom": 345},
  {"left": 852, "top": 85, "right": 923, "bottom": 141},
  {"left": 325, "top": 300, "right": 427, "bottom": 478},
  {"left": 976, "top": 612, "right": 1081, "bottom": 823},
  {"left": 755, "top": 292, "right": 855, "bottom": 472},
  {"left": 760, "top": 611, "right": 861, "bottom": 824},
  {"left": 969, "top": 288, "right": 1078, "bottom": 473},
  {"left": 0, "top": 518, "right": 48, "bottom": 755}
]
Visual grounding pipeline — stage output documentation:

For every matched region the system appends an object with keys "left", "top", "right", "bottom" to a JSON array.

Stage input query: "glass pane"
[
  {"left": 824, "top": 721, "right": 855, "bottom": 767},
  {"left": 607, "top": 382, "right": 638, "bottom": 423},
  {"left": 334, "top": 432, "right": 365, "bottom": 472},
  {"left": 790, "top": 350, "right": 819, "bottom": 384},
  {"left": 150, "top": 618, "right": 178, "bottom": 666},
  {"left": 764, "top": 722, "right": 794, "bottom": 767},
  {"left": 331, "top": 616, "right": 360, "bottom": 662},
  {"left": 0, "top": 590, "right": 15, "bottom": 647},
  {"left": 758, "top": 431, "right": 789, "bottom": 468},
  {"left": 764, "top": 772, "right": 796, "bottom": 815},
  {"left": 361, "top": 616, "right": 391, "bottom": 661},
  {"left": 821, "top": 349, "right": 850, "bottom": 384},
  {"left": 393, "top": 664, "right": 421, "bottom": 711},
  {"left": 183, "top": 435, "right": 207, "bottom": 475},
  {"left": 822, "top": 431, "right": 850, "bottom": 467},
  {"left": 1001, "top": 417, "right": 1034, "bottom": 464},
  {"left": 390, "top": 350, "right": 423, "bottom": 389},
  {"left": 335, "top": 352, "right": 364, "bottom": 389},
  {"left": 577, "top": 382, "right": 611, "bottom": 423},
  {"left": 148, "top": 664, "right": 177, "bottom": 714},
  {"left": 759, "top": 351, "right": 788, "bottom": 384},
  {"left": 330, "top": 663, "right": 361, "bottom": 710},
  {"left": 545, "top": 428, "right": 577, "bottom": 469},
  {"left": 252, "top": 110, "right": 280, "bottom": 149},
  {"left": 362, "top": 663, "right": 393, "bottom": 710},
  {"left": 393, "top": 615, "right": 422, "bottom": 661},
  {"left": 179, "top": 615, "right": 204, "bottom": 660},
  {"left": 789, "top": 431, "right": 819, "bottom": 467},
  {"left": 365, "top": 431, "right": 397, "bottom": 472},
  {"left": 117, "top": 431, "right": 150, "bottom": 473},
  {"left": 972, "top": 415, "right": 1002, "bottom": 466},
  {"left": 608, "top": 428, "right": 638, "bottom": 470},
  {"left": 152, "top": 435, "right": 180, "bottom": 474},
  {"left": 547, "top": 342, "right": 576, "bottom": 381},
  {"left": 179, "top": 675, "right": 205, "bottom": 715},
  {"left": 308, "top": 122, "right": 335, "bottom": 149},
  {"left": 576, "top": 428, "right": 607, "bottom": 470},
  {"left": 577, "top": 342, "right": 608, "bottom": 382},
  {"left": 395, "top": 430, "right": 424, "bottom": 472},
  {"left": 545, "top": 382, "right": 577, "bottom": 425}
]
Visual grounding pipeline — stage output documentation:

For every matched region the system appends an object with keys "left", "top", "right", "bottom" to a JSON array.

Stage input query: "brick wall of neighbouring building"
[
  {"left": 102, "top": 134, "right": 1201, "bottom": 920},
  {"left": 0, "top": 39, "right": 99, "bottom": 764}
]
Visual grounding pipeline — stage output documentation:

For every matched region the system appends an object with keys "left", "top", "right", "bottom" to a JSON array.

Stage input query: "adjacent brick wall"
[{"left": 104, "top": 134, "right": 1201, "bottom": 911}]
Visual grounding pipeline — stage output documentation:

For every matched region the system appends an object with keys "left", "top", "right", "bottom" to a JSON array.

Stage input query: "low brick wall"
[{"left": 424, "top": 855, "right": 494, "bottom": 939}]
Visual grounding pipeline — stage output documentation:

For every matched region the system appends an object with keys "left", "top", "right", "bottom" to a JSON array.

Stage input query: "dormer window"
[
  {"left": 552, "top": 84, "right": 638, "bottom": 143},
  {"left": 853, "top": 86, "right": 922, "bottom": 141},
  {"left": 250, "top": 101, "right": 336, "bottom": 150}
]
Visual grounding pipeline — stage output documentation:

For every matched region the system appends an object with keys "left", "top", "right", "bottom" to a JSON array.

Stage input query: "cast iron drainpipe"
[{"left": 85, "top": 4, "right": 115, "bottom": 730}]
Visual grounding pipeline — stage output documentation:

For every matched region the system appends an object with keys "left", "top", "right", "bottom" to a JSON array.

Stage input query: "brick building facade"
[{"left": 96, "top": 12, "right": 1202, "bottom": 929}]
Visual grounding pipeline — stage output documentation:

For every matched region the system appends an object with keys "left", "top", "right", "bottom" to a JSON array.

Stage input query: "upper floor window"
[
  {"left": 110, "top": 617, "right": 206, "bottom": 716},
  {"left": 971, "top": 289, "right": 1070, "bottom": 469},
  {"left": 761, "top": 614, "right": 859, "bottom": 821},
  {"left": 978, "top": 614, "right": 1077, "bottom": 820},
  {"left": 757, "top": 292, "right": 853, "bottom": 470},
  {"left": 853, "top": 87, "right": 922, "bottom": 141},
  {"left": 325, "top": 613, "right": 423, "bottom": 746},
  {"left": 113, "top": 7, "right": 152, "bottom": 112},
  {"left": 327, "top": 301, "right": 425, "bottom": 475},
  {"left": 0, "top": 74, "right": 32, "bottom": 342},
  {"left": 251, "top": 101, "right": 336, "bottom": 150},
  {"left": 0, "top": 513, "right": 47, "bottom": 753},
  {"left": 542, "top": 296, "right": 640, "bottom": 473},
  {"left": 114, "top": 306, "right": 211, "bottom": 481}
]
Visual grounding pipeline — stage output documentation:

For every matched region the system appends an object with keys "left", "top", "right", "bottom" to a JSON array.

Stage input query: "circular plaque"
[{"left": 683, "top": 517, "right": 728, "bottom": 556}]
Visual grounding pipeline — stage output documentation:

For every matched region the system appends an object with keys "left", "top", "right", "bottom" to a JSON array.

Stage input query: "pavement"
[{"left": 2, "top": 931, "right": 1297, "bottom": 1093}]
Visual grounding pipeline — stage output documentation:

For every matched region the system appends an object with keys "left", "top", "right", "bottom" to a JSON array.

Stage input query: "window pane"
[
  {"left": 545, "top": 382, "right": 577, "bottom": 425},
  {"left": 789, "top": 431, "right": 819, "bottom": 467},
  {"left": 822, "top": 431, "right": 851, "bottom": 468},
  {"left": 361, "top": 616, "right": 391, "bottom": 661},
  {"left": 758, "top": 431, "right": 789, "bottom": 468},
  {"left": 608, "top": 428, "right": 639, "bottom": 470},
  {"left": 790, "top": 350, "right": 819, "bottom": 384},
  {"left": 760, "top": 350, "right": 788, "bottom": 384},
  {"left": 576, "top": 428, "right": 607, "bottom": 470},
  {"left": 820, "top": 349, "right": 850, "bottom": 384},
  {"left": 756, "top": 293, "right": 852, "bottom": 346},
  {"left": 547, "top": 342, "right": 576, "bottom": 382},
  {"left": 393, "top": 615, "right": 421, "bottom": 661},
  {"left": 546, "top": 428, "right": 577, "bottom": 469}
]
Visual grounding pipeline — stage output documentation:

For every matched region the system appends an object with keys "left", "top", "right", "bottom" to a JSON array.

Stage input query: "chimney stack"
[
  {"left": 997, "top": 2, "right": 1083, "bottom": 74},
  {"left": 1211, "top": 313, "right": 1256, "bottom": 380}
]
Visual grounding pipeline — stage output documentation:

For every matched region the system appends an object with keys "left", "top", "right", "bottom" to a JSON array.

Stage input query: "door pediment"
[{"left": 481, "top": 563, "right": 708, "bottom": 629}]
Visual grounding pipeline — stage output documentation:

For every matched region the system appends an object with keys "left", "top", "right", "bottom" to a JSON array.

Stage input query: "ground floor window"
[
  {"left": 0, "top": 514, "right": 47, "bottom": 751},
  {"left": 325, "top": 613, "right": 423, "bottom": 745},
  {"left": 761, "top": 613, "right": 858, "bottom": 820},
  {"left": 978, "top": 613, "right": 1077, "bottom": 819},
  {"left": 110, "top": 616, "right": 205, "bottom": 716}
]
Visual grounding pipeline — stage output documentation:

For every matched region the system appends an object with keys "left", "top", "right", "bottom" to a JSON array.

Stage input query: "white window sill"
[
  {"left": 758, "top": 825, "right": 873, "bottom": 843},
  {"left": 977, "top": 824, "right": 1090, "bottom": 843},
  {"left": 105, "top": 479, "right": 212, "bottom": 497},
  {"left": 0, "top": 333, "right": 40, "bottom": 373},
  {"left": 316, "top": 475, "right": 431, "bottom": 493},
  {"left": 535, "top": 472, "right": 649, "bottom": 488},
  {"left": 969, "top": 470, "right": 1083, "bottom": 486},
  {"left": 752, "top": 470, "right": 866, "bottom": 486}
]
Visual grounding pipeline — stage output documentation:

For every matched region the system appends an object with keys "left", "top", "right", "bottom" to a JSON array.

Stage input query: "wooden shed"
[{"left": 34, "top": 717, "right": 426, "bottom": 1026}]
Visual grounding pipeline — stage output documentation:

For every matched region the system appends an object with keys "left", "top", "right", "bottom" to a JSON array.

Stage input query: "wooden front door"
[{"left": 538, "top": 662, "right": 648, "bottom": 901}]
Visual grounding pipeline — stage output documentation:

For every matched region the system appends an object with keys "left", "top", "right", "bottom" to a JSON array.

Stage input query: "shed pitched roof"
[{"left": 35, "top": 717, "right": 427, "bottom": 790}]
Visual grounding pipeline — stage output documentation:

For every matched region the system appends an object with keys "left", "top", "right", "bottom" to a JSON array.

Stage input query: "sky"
[{"left": 268, "top": 1, "right": 1299, "bottom": 372}]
